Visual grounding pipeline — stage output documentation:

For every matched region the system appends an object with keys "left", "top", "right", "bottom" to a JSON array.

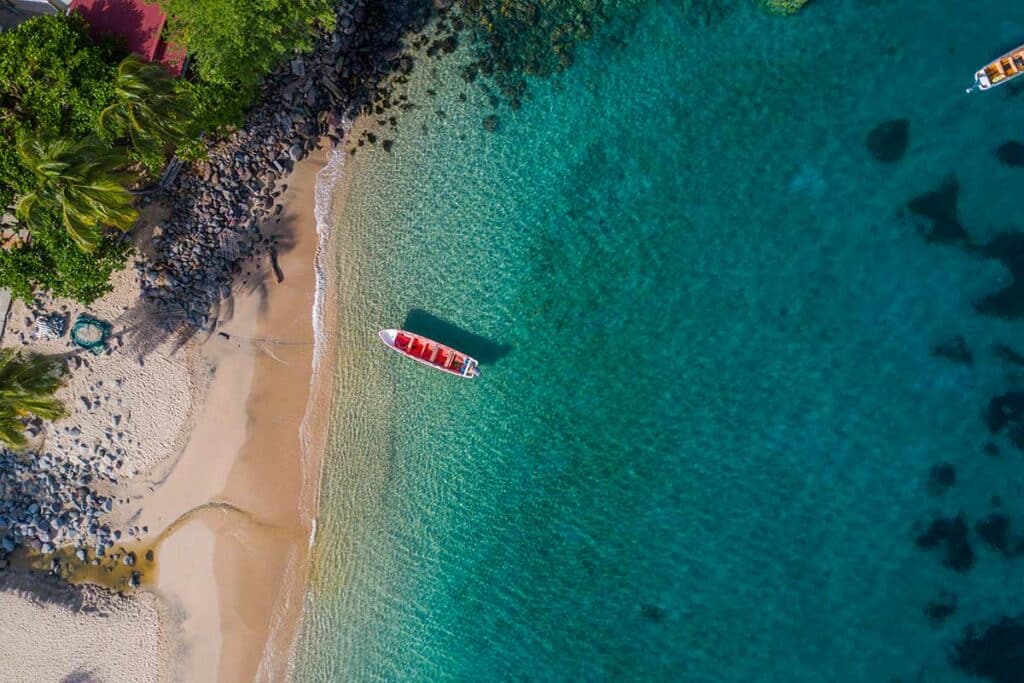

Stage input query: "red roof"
[{"left": 69, "top": 0, "right": 185, "bottom": 76}]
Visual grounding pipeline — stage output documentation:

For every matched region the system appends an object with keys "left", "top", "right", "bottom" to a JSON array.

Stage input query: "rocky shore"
[
  {"left": 0, "top": 0, "right": 443, "bottom": 582},
  {"left": 137, "top": 0, "right": 436, "bottom": 340}
]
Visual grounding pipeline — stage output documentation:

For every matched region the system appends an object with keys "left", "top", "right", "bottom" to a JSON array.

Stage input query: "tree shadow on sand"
[
  {"left": 401, "top": 309, "right": 511, "bottom": 365},
  {"left": 119, "top": 215, "right": 300, "bottom": 360}
]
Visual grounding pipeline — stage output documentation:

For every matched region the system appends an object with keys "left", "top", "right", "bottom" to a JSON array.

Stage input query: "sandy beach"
[
  {"left": 0, "top": 146, "right": 330, "bottom": 681},
  {"left": 139, "top": 145, "right": 331, "bottom": 681}
]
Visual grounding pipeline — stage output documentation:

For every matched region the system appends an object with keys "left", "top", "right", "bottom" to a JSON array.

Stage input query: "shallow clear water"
[{"left": 296, "top": 1, "right": 1024, "bottom": 680}]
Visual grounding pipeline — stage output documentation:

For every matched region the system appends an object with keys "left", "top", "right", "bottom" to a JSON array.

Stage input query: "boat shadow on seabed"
[{"left": 401, "top": 309, "right": 512, "bottom": 366}]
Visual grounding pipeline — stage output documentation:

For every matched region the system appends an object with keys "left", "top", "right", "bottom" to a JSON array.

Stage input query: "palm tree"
[
  {"left": 15, "top": 135, "right": 139, "bottom": 252},
  {"left": 0, "top": 349, "right": 67, "bottom": 448},
  {"left": 98, "top": 55, "right": 191, "bottom": 155}
]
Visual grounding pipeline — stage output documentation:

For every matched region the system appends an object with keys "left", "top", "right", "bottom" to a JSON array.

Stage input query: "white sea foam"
[
  {"left": 310, "top": 143, "right": 347, "bottom": 390},
  {"left": 301, "top": 141, "right": 347, "bottom": 526},
  {"left": 285, "top": 142, "right": 347, "bottom": 680}
]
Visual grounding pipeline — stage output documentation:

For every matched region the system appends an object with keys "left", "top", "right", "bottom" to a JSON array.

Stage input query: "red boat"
[{"left": 378, "top": 329, "right": 480, "bottom": 379}]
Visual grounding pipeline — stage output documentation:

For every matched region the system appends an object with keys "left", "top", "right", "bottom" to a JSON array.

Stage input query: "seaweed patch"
[
  {"left": 924, "top": 591, "right": 957, "bottom": 624},
  {"left": 952, "top": 615, "right": 1024, "bottom": 683},
  {"left": 866, "top": 119, "right": 909, "bottom": 163},
  {"left": 907, "top": 176, "right": 968, "bottom": 244},
  {"left": 931, "top": 336, "right": 972, "bottom": 365},
  {"left": 986, "top": 391, "right": 1024, "bottom": 450},
  {"left": 915, "top": 514, "right": 974, "bottom": 573},
  {"left": 927, "top": 463, "right": 956, "bottom": 496},
  {"left": 994, "top": 141, "right": 1024, "bottom": 167}
]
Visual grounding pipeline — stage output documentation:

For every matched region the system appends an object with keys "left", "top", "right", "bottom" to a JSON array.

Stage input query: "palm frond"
[{"left": 0, "top": 350, "right": 68, "bottom": 448}]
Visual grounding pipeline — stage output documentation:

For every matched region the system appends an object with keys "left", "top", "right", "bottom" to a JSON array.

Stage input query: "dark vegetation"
[
  {"left": 952, "top": 615, "right": 1024, "bottom": 683},
  {"left": 0, "top": 14, "right": 128, "bottom": 300},
  {"left": 906, "top": 164, "right": 1024, "bottom": 680},
  {"left": 0, "top": 4, "right": 333, "bottom": 303},
  {"left": 923, "top": 591, "right": 956, "bottom": 624},
  {"left": 931, "top": 335, "right": 972, "bottom": 365},
  {"left": 994, "top": 140, "right": 1024, "bottom": 166},
  {"left": 986, "top": 392, "right": 1024, "bottom": 451},
  {"left": 866, "top": 119, "right": 909, "bottom": 162},
  {"left": 906, "top": 175, "right": 968, "bottom": 244},
  {"left": 915, "top": 514, "right": 974, "bottom": 573},
  {"left": 926, "top": 462, "right": 956, "bottom": 495}
]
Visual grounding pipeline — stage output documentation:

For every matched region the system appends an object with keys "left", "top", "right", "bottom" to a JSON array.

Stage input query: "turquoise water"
[{"left": 296, "top": 1, "right": 1024, "bottom": 680}]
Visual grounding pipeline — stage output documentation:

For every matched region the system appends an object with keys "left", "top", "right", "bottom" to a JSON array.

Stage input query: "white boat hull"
[{"left": 378, "top": 328, "right": 479, "bottom": 379}]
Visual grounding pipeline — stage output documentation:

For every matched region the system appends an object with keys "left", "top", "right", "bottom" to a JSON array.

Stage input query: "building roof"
[{"left": 68, "top": 0, "right": 184, "bottom": 76}]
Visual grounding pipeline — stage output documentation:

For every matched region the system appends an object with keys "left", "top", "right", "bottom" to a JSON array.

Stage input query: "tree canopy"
[
  {"left": 0, "top": 348, "right": 67, "bottom": 448},
  {"left": 157, "top": 0, "right": 334, "bottom": 88},
  {"left": 0, "top": 13, "right": 118, "bottom": 207},
  {"left": 16, "top": 135, "right": 139, "bottom": 252},
  {"left": 98, "top": 55, "right": 193, "bottom": 172}
]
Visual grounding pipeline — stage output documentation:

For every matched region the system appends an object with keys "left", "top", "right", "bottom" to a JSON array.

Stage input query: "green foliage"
[
  {"left": 0, "top": 348, "right": 68, "bottom": 448},
  {"left": 0, "top": 13, "right": 118, "bottom": 207},
  {"left": 763, "top": 0, "right": 810, "bottom": 14},
  {"left": 0, "top": 210, "right": 130, "bottom": 304},
  {"left": 157, "top": 0, "right": 335, "bottom": 87},
  {"left": 16, "top": 136, "right": 139, "bottom": 253},
  {"left": 174, "top": 77, "right": 253, "bottom": 155},
  {"left": 98, "top": 56, "right": 193, "bottom": 173}
]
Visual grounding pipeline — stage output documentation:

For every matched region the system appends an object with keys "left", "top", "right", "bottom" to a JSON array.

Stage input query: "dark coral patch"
[
  {"left": 866, "top": 119, "right": 909, "bottom": 162},
  {"left": 972, "top": 233, "right": 1024, "bottom": 319},
  {"left": 927, "top": 463, "right": 957, "bottom": 495},
  {"left": 986, "top": 391, "right": 1024, "bottom": 450},
  {"left": 952, "top": 615, "right": 1024, "bottom": 683},
  {"left": 915, "top": 514, "right": 974, "bottom": 572},
  {"left": 993, "top": 343, "right": 1024, "bottom": 366},
  {"left": 907, "top": 176, "right": 968, "bottom": 244},
  {"left": 640, "top": 603, "right": 666, "bottom": 623},
  {"left": 932, "top": 336, "right": 972, "bottom": 365},
  {"left": 924, "top": 591, "right": 957, "bottom": 624},
  {"left": 995, "top": 141, "right": 1024, "bottom": 167},
  {"left": 976, "top": 514, "right": 1011, "bottom": 555},
  {"left": 975, "top": 513, "right": 1024, "bottom": 557},
  {"left": 984, "top": 441, "right": 1000, "bottom": 457}
]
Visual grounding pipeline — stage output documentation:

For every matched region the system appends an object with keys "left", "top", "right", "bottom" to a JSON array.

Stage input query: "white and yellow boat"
[{"left": 969, "top": 43, "right": 1024, "bottom": 92}]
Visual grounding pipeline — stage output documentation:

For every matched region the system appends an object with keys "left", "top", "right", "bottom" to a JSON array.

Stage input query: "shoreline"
[
  {"left": 0, "top": 0, "right": 442, "bottom": 676},
  {"left": 129, "top": 145, "right": 333, "bottom": 682}
]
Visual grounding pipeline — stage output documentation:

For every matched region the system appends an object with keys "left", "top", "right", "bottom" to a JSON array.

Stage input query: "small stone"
[{"left": 75, "top": 548, "right": 87, "bottom": 562}]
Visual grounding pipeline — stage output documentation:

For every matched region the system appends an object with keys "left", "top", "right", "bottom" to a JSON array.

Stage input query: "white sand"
[
  {"left": 0, "top": 570, "right": 175, "bottom": 682},
  {"left": 4, "top": 265, "right": 201, "bottom": 483}
]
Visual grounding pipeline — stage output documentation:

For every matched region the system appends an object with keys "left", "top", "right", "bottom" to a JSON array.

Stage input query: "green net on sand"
[{"left": 71, "top": 314, "right": 112, "bottom": 355}]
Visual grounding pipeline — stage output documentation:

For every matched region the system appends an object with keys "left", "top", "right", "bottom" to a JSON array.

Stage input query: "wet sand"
[{"left": 128, "top": 146, "right": 332, "bottom": 681}]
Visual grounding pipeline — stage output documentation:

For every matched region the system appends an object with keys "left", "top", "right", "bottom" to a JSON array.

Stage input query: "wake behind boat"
[
  {"left": 968, "top": 42, "right": 1024, "bottom": 92},
  {"left": 378, "top": 329, "right": 480, "bottom": 378}
]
